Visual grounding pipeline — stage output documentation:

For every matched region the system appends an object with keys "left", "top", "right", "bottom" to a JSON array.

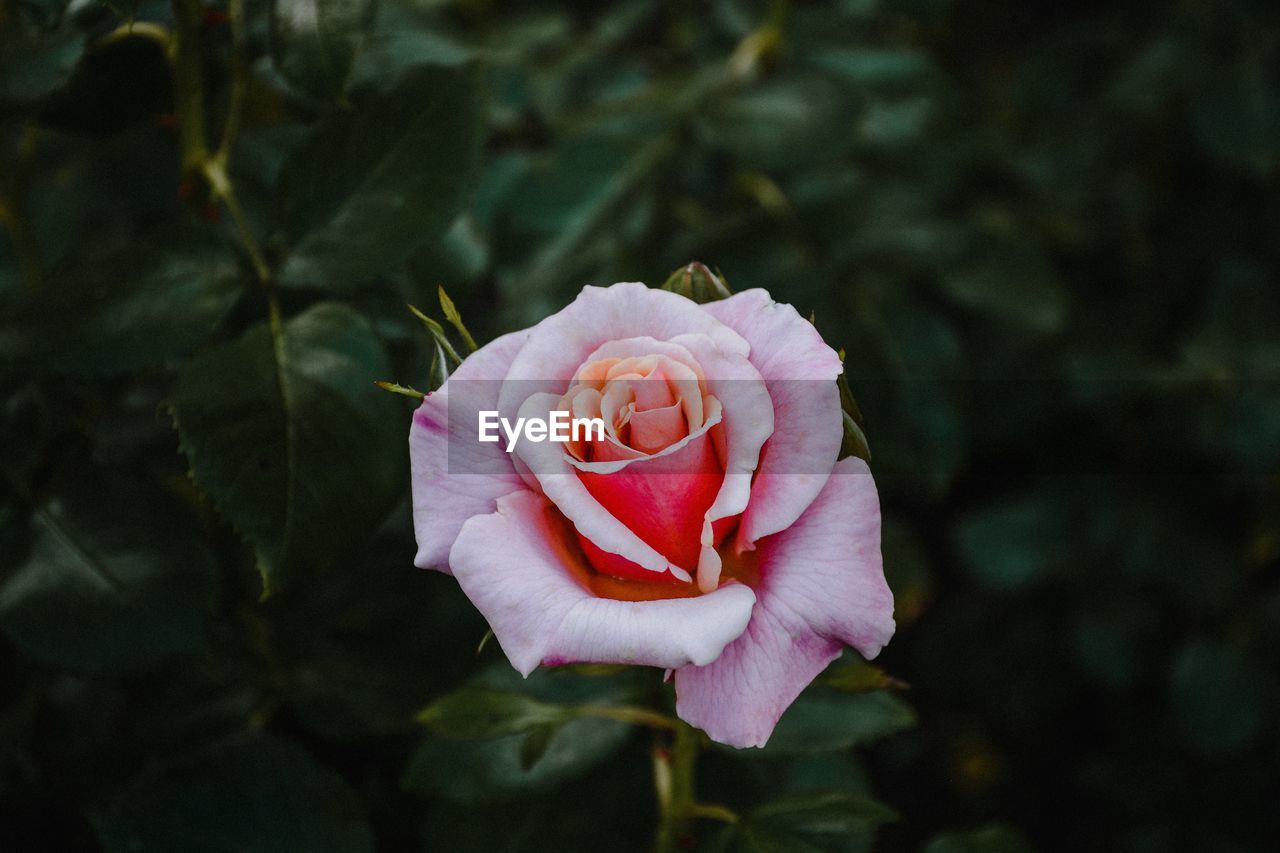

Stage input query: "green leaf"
[
  {"left": 270, "top": 0, "right": 375, "bottom": 102},
  {"left": 0, "top": 475, "right": 216, "bottom": 673},
  {"left": 809, "top": 48, "right": 935, "bottom": 88},
  {"left": 0, "top": 21, "right": 82, "bottom": 105},
  {"left": 952, "top": 493, "right": 1071, "bottom": 592},
  {"left": 348, "top": 0, "right": 473, "bottom": 89},
  {"left": 718, "top": 792, "right": 897, "bottom": 853},
  {"left": 923, "top": 825, "right": 1034, "bottom": 853},
  {"left": 751, "top": 791, "right": 897, "bottom": 837},
  {"left": 696, "top": 73, "right": 855, "bottom": 171},
  {"left": 169, "top": 302, "right": 402, "bottom": 594},
  {"left": 1190, "top": 57, "right": 1278, "bottom": 177},
  {"left": 499, "top": 133, "right": 676, "bottom": 316},
  {"left": 8, "top": 230, "right": 242, "bottom": 375},
  {"left": 742, "top": 690, "right": 916, "bottom": 756},
  {"left": 417, "top": 688, "right": 573, "bottom": 739},
  {"left": 939, "top": 235, "right": 1069, "bottom": 334},
  {"left": 93, "top": 734, "right": 373, "bottom": 853},
  {"left": 403, "top": 715, "right": 631, "bottom": 804},
  {"left": 1169, "top": 641, "right": 1267, "bottom": 754},
  {"left": 39, "top": 30, "right": 173, "bottom": 134},
  {"left": 276, "top": 64, "right": 483, "bottom": 292},
  {"left": 518, "top": 722, "right": 562, "bottom": 771},
  {"left": 402, "top": 665, "right": 638, "bottom": 802},
  {"left": 821, "top": 657, "right": 906, "bottom": 693}
]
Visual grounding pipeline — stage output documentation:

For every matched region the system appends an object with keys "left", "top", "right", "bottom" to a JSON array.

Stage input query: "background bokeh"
[{"left": 3, "top": 0, "right": 1278, "bottom": 851}]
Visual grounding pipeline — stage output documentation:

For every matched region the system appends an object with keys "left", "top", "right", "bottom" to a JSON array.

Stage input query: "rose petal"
[
  {"left": 450, "top": 490, "right": 757, "bottom": 673},
  {"left": 515, "top": 391, "right": 726, "bottom": 578},
  {"left": 628, "top": 401, "right": 688, "bottom": 453},
  {"left": 673, "top": 457, "right": 894, "bottom": 747},
  {"left": 577, "top": 415, "right": 723, "bottom": 573},
  {"left": 668, "top": 332, "right": 774, "bottom": 528},
  {"left": 497, "top": 283, "right": 748, "bottom": 425},
  {"left": 410, "top": 330, "right": 531, "bottom": 573},
  {"left": 702, "top": 289, "right": 845, "bottom": 550},
  {"left": 576, "top": 337, "right": 707, "bottom": 431}
]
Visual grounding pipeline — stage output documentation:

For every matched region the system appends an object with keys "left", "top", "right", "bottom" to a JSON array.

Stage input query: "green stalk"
[
  {"left": 169, "top": 0, "right": 209, "bottom": 179},
  {"left": 652, "top": 721, "right": 699, "bottom": 852}
]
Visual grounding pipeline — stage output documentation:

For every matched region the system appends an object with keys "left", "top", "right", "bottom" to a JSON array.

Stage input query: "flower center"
[
  {"left": 557, "top": 354, "right": 709, "bottom": 463},
  {"left": 557, "top": 351, "right": 734, "bottom": 590}
]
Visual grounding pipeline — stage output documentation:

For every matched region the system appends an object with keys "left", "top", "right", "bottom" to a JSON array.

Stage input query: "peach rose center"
[{"left": 557, "top": 353, "right": 711, "bottom": 463}]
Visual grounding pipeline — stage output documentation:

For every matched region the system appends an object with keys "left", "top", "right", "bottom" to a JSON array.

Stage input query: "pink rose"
[{"left": 409, "top": 282, "right": 894, "bottom": 747}]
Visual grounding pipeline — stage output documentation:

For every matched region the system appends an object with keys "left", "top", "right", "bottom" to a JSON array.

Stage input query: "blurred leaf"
[
  {"left": 752, "top": 791, "right": 897, "bottom": 834},
  {"left": 93, "top": 734, "right": 373, "bottom": 853},
  {"left": 0, "top": 475, "right": 216, "bottom": 673},
  {"left": 697, "top": 73, "right": 855, "bottom": 171},
  {"left": 403, "top": 665, "right": 638, "bottom": 802},
  {"left": 7, "top": 230, "right": 242, "bottom": 375},
  {"left": 1169, "top": 641, "right": 1268, "bottom": 755},
  {"left": 519, "top": 722, "right": 562, "bottom": 771},
  {"left": 0, "top": 20, "right": 82, "bottom": 105},
  {"left": 417, "top": 688, "right": 573, "bottom": 739},
  {"left": 809, "top": 48, "right": 934, "bottom": 89},
  {"left": 881, "top": 516, "right": 934, "bottom": 626},
  {"left": 278, "top": 561, "right": 486, "bottom": 741},
  {"left": 923, "top": 825, "right": 1035, "bottom": 853},
  {"left": 952, "top": 492, "right": 1071, "bottom": 592},
  {"left": 404, "top": 716, "right": 632, "bottom": 804},
  {"left": 1190, "top": 57, "right": 1278, "bottom": 176},
  {"left": 1104, "top": 37, "right": 1189, "bottom": 118},
  {"left": 717, "top": 792, "right": 896, "bottom": 853},
  {"left": 169, "top": 302, "right": 401, "bottom": 594},
  {"left": 100, "top": 1, "right": 140, "bottom": 23},
  {"left": 270, "top": 0, "right": 375, "bottom": 102},
  {"left": 739, "top": 689, "right": 916, "bottom": 757},
  {"left": 500, "top": 133, "right": 675, "bottom": 316},
  {"left": 407, "top": 214, "right": 490, "bottom": 289},
  {"left": 39, "top": 30, "right": 172, "bottom": 134},
  {"left": 781, "top": 753, "right": 871, "bottom": 796},
  {"left": 939, "top": 236, "right": 1069, "bottom": 334},
  {"left": 349, "top": 0, "right": 472, "bottom": 88},
  {"left": 821, "top": 657, "right": 906, "bottom": 692},
  {"left": 277, "top": 63, "right": 483, "bottom": 292}
]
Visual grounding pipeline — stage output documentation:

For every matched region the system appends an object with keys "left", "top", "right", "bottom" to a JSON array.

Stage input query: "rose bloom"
[{"left": 410, "top": 282, "right": 894, "bottom": 747}]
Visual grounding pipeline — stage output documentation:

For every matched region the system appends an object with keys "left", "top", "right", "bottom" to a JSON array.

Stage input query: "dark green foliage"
[
  {"left": 404, "top": 665, "right": 639, "bottom": 803},
  {"left": 0, "top": 474, "right": 216, "bottom": 672},
  {"left": 714, "top": 792, "right": 898, "bottom": 853},
  {"left": 270, "top": 0, "right": 375, "bottom": 102},
  {"left": 2, "top": 0, "right": 1278, "bottom": 851},
  {"left": 275, "top": 63, "right": 484, "bottom": 292},
  {"left": 92, "top": 734, "right": 375, "bottom": 852},
  {"left": 727, "top": 689, "right": 916, "bottom": 758},
  {"left": 6, "top": 229, "right": 242, "bottom": 375},
  {"left": 169, "top": 302, "right": 402, "bottom": 594}
]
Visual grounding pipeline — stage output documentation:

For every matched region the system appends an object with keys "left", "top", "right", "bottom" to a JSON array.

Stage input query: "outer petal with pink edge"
[
  {"left": 673, "top": 457, "right": 894, "bottom": 748},
  {"left": 410, "top": 330, "right": 530, "bottom": 573},
  {"left": 450, "top": 490, "right": 757, "bottom": 675},
  {"left": 702, "top": 289, "right": 844, "bottom": 549}
]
